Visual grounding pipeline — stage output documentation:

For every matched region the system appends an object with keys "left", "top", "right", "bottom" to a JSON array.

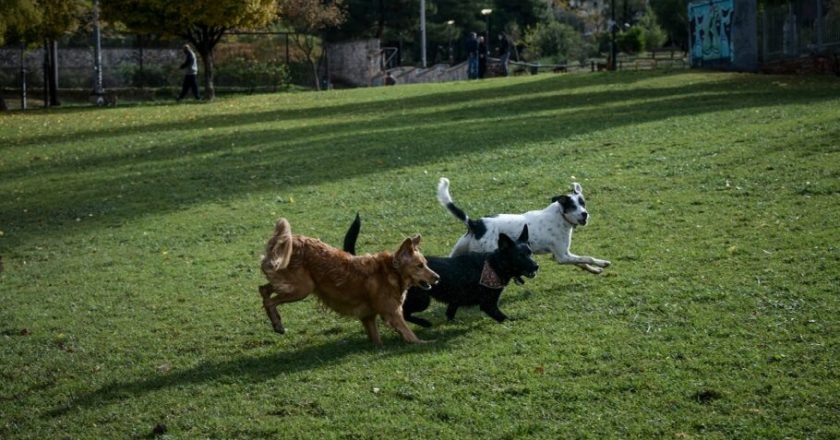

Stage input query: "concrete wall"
[{"left": 688, "top": 0, "right": 757, "bottom": 71}]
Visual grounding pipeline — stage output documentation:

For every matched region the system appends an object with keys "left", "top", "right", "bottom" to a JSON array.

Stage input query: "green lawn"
[{"left": 1, "top": 71, "right": 839, "bottom": 439}]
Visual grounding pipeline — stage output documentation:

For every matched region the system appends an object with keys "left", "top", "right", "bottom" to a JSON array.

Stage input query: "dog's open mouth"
[
  {"left": 514, "top": 271, "right": 538, "bottom": 285},
  {"left": 418, "top": 281, "right": 434, "bottom": 290}
]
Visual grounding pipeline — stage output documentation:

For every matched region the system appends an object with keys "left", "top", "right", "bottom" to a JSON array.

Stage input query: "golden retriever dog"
[{"left": 259, "top": 218, "right": 440, "bottom": 345}]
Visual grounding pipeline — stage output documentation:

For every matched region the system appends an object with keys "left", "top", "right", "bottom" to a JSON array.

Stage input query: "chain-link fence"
[
  {"left": 760, "top": 0, "right": 840, "bottom": 61},
  {"left": 0, "top": 31, "right": 319, "bottom": 106}
]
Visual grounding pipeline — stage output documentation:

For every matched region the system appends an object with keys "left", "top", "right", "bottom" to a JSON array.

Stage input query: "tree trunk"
[
  {"left": 309, "top": 58, "right": 320, "bottom": 91},
  {"left": 199, "top": 48, "right": 215, "bottom": 100},
  {"left": 0, "top": 96, "right": 7, "bottom": 112}
]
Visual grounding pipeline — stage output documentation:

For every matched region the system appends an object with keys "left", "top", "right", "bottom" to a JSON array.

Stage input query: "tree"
[
  {"left": 279, "top": 0, "right": 346, "bottom": 90},
  {"left": 102, "top": 0, "right": 278, "bottom": 100},
  {"left": 0, "top": 0, "right": 83, "bottom": 109},
  {"left": 649, "top": 0, "right": 688, "bottom": 49},
  {"left": 36, "top": 0, "right": 89, "bottom": 106},
  {"left": 523, "top": 21, "right": 589, "bottom": 64},
  {"left": 0, "top": 0, "right": 42, "bottom": 110},
  {"left": 637, "top": 6, "right": 667, "bottom": 50}
]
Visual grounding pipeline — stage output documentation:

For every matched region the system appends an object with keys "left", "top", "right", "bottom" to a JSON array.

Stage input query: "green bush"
[
  {"left": 617, "top": 26, "right": 645, "bottom": 53},
  {"left": 638, "top": 6, "right": 668, "bottom": 50},
  {"left": 523, "top": 21, "right": 590, "bottom": 64}
]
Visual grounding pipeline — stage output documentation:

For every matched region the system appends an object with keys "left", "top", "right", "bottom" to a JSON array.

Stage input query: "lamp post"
[
  {"left": 609, "top": 0, "right": 617, "bottom": 71},
  {"left": 481, "top": 8, "right": 492, "bottom": 45},
  {"left": 420, "top": 0, "right": 427, "bottom": 67},
  {"left": 92, "top": 0, "right": 105, "bottom": 105},
  {"left": 446, "top": 20, "right": 455, "bottom": 65}
]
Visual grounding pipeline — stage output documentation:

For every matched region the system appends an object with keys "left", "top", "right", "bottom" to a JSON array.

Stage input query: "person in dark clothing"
[
  {"left": 478, "top": 36, "right": 487, "bottom": 78},
  {"left": 497, "top": 32, "right": 511, "bottom": 76},
  {"left": 466, "top": 32, "right": 479, "bottom": 79},
  {"left": 177, "top": 44, "right": 200, "bottom": 101}
]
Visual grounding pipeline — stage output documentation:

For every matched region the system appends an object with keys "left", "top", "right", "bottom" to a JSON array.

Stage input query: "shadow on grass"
[
  {"left": 2, "top": 72, "right": 837, "bottom": 251},
  {"left": 46, "top": 325, "right": 472, "bottom": 418}
]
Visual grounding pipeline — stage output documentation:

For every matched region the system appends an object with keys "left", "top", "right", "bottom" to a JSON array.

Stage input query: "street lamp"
[
  {"left": 446, "top": 20, "right": 455, "bottom": 65},
  {"left": 609, "top": 0, "right": 617, "bottom": 71},
  {"left": 420, "top": 0, "right": 427, "bottom": 67},
  {"left": 481, "top": 8, "right": 492, "bottom": 44}
]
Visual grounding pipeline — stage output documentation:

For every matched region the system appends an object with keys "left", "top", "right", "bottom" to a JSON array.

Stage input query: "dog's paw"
[
  {"left": 272, "top": 324, "right": 286, "bottom": 334},
  {"left": 578, "top": 264, "right": 603, "bottom": 274},
  {"left": 599, "top": 259, "right": 611, "bottom": 267}
]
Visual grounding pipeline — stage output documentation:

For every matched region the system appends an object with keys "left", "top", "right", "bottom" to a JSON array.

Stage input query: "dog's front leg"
[
  {"left": 259, "top": 284, "right": 286, "bottom": 334},
  {"left": 384, "top": 313, "right": 426, "bottom": 343},
  {"left": 445, "top": 304, "right": 460, "bottom": 321},
  {"left": 479, "top": 291, "right": 508, "bottom": 323},
  {"left": 553, "top": 252, "right": 610, "bottom": 274}
]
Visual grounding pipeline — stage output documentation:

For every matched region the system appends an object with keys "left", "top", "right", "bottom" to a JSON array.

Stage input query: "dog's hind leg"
[
  {"left": 361, "top": 316, "right": 382, "bottom": 346},
  {"left": 448, "top": 236, "right": 472, "bottom": 257}
]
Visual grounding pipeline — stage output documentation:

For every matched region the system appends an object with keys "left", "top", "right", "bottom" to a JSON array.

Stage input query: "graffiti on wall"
[{"left": 689, "top": 0, "right": 734, "bottom": 66}]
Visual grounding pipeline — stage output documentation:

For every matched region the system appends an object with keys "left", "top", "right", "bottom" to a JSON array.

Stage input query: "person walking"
[
  {"left": 177, "top": 44, "right": 200, "bottom": 101},
  {"left": 497, "top": 32, "right": 511, "bottom": 76},
  {"left": 466, "top": 32, "right": 479, "bottom": 79}
]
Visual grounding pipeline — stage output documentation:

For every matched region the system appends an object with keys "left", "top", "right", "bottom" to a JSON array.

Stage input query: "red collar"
[{"left": 479, "top": 261, "right": 505, "bottom": 289}]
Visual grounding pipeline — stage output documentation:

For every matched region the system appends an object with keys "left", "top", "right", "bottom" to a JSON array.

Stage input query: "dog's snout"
[{"left": 581, "top": 211, "right": 589, "bottom": 220}]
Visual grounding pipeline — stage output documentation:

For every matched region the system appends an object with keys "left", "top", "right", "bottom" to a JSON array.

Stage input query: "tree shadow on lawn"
[
  {"left": 2, "top": 73, "right": 836, "bottom": 252},
  {"left": 3, "top": 72, "right": 657, "bottom": 149},
  {"left": 46, "top": 325, "right": 473, "bottom": 419}
]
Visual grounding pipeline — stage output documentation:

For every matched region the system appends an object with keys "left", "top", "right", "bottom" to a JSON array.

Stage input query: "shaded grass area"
[{"left": 1, "top": 71, "right": 839, "bottom": 439}]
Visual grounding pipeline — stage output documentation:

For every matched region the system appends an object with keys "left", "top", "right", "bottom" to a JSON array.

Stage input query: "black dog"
[{"left": 343, "top": 214, "right": 539, "bottom": 327}]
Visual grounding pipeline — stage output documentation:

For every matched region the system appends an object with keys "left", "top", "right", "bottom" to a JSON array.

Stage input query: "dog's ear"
[
  {"left": 410, "top": 234, "right": 422, "bottom": 248},
  {"left": 498, "top": 233, "right": 514, "bottom": 250},
  {"left": 572, "top": 182, "right": 582, "bottom": 195},
  {"left": 517, "top": 224, "right": 529, "bottom": 243},
  {"left": 395, "top": 237, "right": 415, "bottom": 263},
  {"left": 551, "top": 194, "right": 569, "bottom": 205}
]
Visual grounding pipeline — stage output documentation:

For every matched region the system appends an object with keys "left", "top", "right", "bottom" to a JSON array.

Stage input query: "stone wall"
[{"left": 326, "top": 39, "right": 381, "bottom": 87}]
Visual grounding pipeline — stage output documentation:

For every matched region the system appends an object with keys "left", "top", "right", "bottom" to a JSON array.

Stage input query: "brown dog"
[{"left": 259, "top": 218, "right": 440, "bottom": 345}]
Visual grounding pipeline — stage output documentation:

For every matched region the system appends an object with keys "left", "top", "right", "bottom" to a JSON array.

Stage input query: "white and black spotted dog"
[{"left": 438, "top": 177, "right": 611, "bottom": 274}]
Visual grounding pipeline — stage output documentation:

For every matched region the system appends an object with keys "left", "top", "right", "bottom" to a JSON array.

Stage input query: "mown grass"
[{"left": 1, "top": 71, "right": 839, "bottom": 439}]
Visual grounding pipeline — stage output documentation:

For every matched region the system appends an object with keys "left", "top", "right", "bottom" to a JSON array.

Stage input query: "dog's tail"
[
  {"left": 342, "top": 213, "right": 361, "bottom": 255},
  {"left": 437, "top": 177, "right": 471, "bottom": 226},
  {"left": 267, "top": 218, "right": 294, "bottom": 270}
]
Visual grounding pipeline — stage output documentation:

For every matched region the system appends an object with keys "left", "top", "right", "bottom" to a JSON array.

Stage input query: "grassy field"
[{"left": 1, "top": 71, "right": 839, "bottom": 439}]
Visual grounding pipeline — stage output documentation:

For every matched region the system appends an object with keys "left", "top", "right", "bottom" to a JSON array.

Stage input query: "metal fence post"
[
  {"left": 761, "top": 8, "right": 768, "bottom": 62},
  {"left": 20, "top": 42, "right": 27, "bottom": 110},
  {"left": 816, "top": 0, "right": 823, "bottom": 51}
]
